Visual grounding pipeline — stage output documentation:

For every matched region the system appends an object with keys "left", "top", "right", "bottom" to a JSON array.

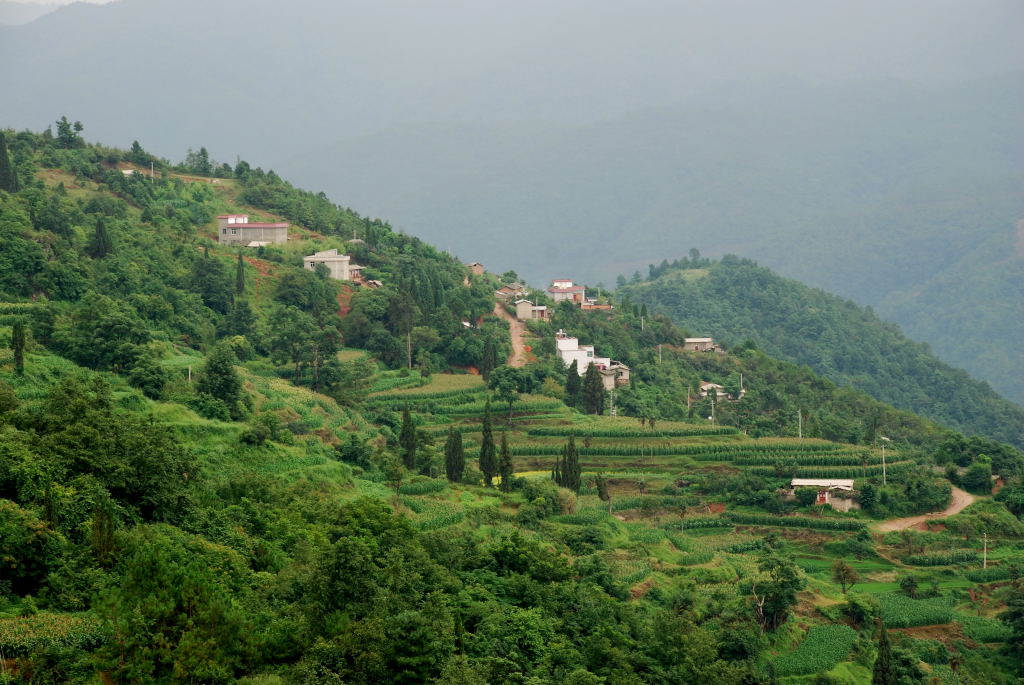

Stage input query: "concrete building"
[
  {"left": 684, "top": 337, "right": 718, "bottom": 352},
  {"left": 554, "top": 329, "right": 630, "bottom": 390},
  {"left": 548, "top": 279, "right": 586, "bottom": 304},
  {"left": 514, "top": 299, "right": 548, "bottom": 320},
  {"left": 217, "top": 214, "right": 288, "bottom": 246},
  {"left": 303, "top": 249, "right": 365, "bottom": 281}
]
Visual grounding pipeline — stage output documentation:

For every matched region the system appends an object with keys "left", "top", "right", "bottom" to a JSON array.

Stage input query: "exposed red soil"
[
  {"left": 630, "top": 577, "right": 657, "bottom": 599},
  {"left": 336, "top": 285, "right": 354, "bottom": 317}
]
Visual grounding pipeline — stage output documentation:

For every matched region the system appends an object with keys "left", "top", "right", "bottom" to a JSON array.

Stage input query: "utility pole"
[
  {"left": 880, "top": 436, "right": 890, "bottom": 487},
  {"left": 658, "top": 344, "right": 662, "bottom": 364},
  {"left": 187, "top": 365, "right": 192, "bottom": 384},
  {"left": 798, "top": 410, "right": 802, "bottom": 439},
  {"left": 983, "top": 533, "right": 988, "bottom": 569}
]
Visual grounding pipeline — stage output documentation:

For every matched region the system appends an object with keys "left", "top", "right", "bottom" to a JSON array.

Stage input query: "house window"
[
  {"left": 230, "top": 228, "right": 237, "bottom": 235},
  {"left": 221, "top": 228, "right": 226, "bottom": 234}
]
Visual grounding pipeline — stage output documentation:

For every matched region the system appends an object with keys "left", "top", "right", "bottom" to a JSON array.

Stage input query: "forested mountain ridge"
[
  {"left": 618, "top": 255, "right": 1024, "bottom": 448},
  {"left": 2, "top": 127, "right": 1023, "bottom": 684}
]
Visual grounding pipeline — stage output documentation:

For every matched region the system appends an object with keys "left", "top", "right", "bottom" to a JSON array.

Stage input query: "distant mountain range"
[
  {"left": 0, "top": 2, "right": 57, "bottom": 26},
  {"left": 618, "top": 256, "right": 1024, "bottom": 448},
  {"left": 1, "top": 0, "right": 1020, "bottom": 402}
]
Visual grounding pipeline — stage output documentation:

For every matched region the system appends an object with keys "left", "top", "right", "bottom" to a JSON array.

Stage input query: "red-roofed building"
[{"left": 547, "top": 279, "right": 586, "bottom": 304}]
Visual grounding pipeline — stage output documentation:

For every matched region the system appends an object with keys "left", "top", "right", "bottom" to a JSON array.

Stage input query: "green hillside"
[
  {"left": 1, "top": 128, "right": 1023, "bottom": 684},
  {"left": 619, "top": 254, "right": 1024, "bottom": 448}
]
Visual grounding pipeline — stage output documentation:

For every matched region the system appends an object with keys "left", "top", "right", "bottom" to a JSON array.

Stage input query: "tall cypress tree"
[
  {"left": 444, "top": 427, "right": 465, "bottom": 483},
  {"left": 581, "top": 362, "right": 606, "bottom": 415},
  {"left": 498, "top": 433, "right": 514, "bottom": 492},
  {"left": 399, "top": 406, "right": 417, "bottom": 470},
  {"left": 551, "top": 452, "right": 563, "bottom": 487},
  {"left": 11, "top": 320, "right": 26, "bottom": 375},
  {"left": 479, "top": 399, "right": 497, "bottom": 487},
  {"left": 86, "top": 217, "right": 113, "bottom": 259},
  {"left": 481, "top": 338, "right": 497, "bottom": 380},
  {"left": 563, "top": 436, "right": 581, "bottom": 493},
  {"left": 564, "top": 360, "right": 581, "bottom": 407},
  {"left": 871, "top": 623, "right": 895, "bottom": 685},
  {"left": 0, "top": 131, "right": 18, "bottom": 192},
  {"left": 235, "top": 251, "right": 246, "bottom": 296}
]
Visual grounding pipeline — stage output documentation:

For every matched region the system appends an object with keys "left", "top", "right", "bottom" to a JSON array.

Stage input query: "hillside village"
[{"left": 0, "top": 129, "right": 1021, "bottom": 685}]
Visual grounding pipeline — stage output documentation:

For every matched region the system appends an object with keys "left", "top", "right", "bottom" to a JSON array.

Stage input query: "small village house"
[
  {"left": 495, "top": 282, "right": 528, "bottom": 301},
  {"left": 303, "top": 248, "right": 365, "bottom": 282},
  {"left": 787, "top": 478, "right": 859, "bottom": 512},
  {"left": 217, "top": 214, "right": 288, "bottom": 246},
  {"left": 547, "top": 279, "right": 586, "bottom": 304},
  {"left": 684, "top": 337, "right": 719, "bottom": 352},
  {"left": 514, "top": 299, "right": 548, "bottom": 321},
  {"left": 466, "top": 261, "right": 485, "bottom": 276},
  {"left": 555, "top": 329, "right": 630, "bottom": 390},
  {"left": 698, "top": 381, "right": 745, "bottom": 401}
]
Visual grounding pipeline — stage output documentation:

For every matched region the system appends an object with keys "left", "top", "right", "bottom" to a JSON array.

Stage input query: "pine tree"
[
  {"left": 0, "top": 131, "right": 18, "bottom": 192},
  {"left": 562, "top": 436, "right": 581, "bottom": 493},
  {"left": 498, "top": 433, "right": 514, "bottom": 492},
  {"left": 86, "top": 217, "right": 113, "bottom": 259},
  {"left": 444, "top": 427, "right": 465, "bottom": 483},
  {"left": 11, "top": 320, "right": 25, "bottom": 375},
  {"left": 581, "top": 362, "right": 605, "bottom": 415},
  {"left": 479, "top": 399, "right": 497, "bottom": 487},
  {"left": 564, "top": 359, "right": 581, "bottom": 407},
  {"left": 235, "top": 251, "right": 246, "bottom": 296},
  {"left": 871, "top": 623, "right": 895, "bottom": 685},
  {"left": 399, "top": 406, "right": 417, "bottom": 470}
]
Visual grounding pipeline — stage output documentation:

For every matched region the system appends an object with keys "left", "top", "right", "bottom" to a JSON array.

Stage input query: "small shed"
[{"left": 789, "top": 478, "right": 857, "bottom": 510}]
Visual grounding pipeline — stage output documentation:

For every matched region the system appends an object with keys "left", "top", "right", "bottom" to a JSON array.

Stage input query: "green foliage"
[
  {"left": 443, "top": 427, "right": 465, "bottom": 483},
  {"left": 196, "top": 341, "right": 246, "bottom": 420},
  {"left": 904, "top": 550, "right": 979, "bottom": 566},
  {"left": 498, "top": 433, "right": 514, "bottom": 492},
  {"left": 877, "top": 593, "right": 955, "bottom": 628},
  {"left": 478, "top": 399, "right": 497, "bottom": 487},
  {"left": 580, "top": 361, "right": 605, "bottom": 415},
  {"left": 620, "top": 257, "right": 1024, "bottom": 447},
  {"left": 0, "top": 612, "right": 107, "bottom": 656},
  {"left": 0, "top": 131, "right": 19, "bottom": 192},
  {"left": 725, "top": 513, "right": 866, "bottom": 532},
  {"left": 772, "top": 624, "right": 857, "bottom": 676}
]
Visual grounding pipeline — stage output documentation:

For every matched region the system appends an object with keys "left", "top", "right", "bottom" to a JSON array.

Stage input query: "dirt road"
[
  {"left": 492, "top": 303, "right": 527, "bottom": 367},
  {"left": 876, "top": 486, "right": 976, "bottom": 532}
]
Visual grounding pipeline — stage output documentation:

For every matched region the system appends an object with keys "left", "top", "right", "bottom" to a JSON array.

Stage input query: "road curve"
[{"left": 876, "top": 486, "right": 976, "bottom": 532}]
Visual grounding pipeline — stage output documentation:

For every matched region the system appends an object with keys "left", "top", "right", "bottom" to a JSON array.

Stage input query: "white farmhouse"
[
  {"left": 554, "top": 329, "right": 629, "bottom": 390},
  {"left": 303, "top": 248, "right": 365, "bottom": 282}
]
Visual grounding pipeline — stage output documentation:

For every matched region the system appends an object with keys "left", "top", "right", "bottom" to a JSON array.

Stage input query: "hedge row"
[
  {"left": 726, "top": 512, "right": 867, "bottom": 531},
  {"left": 525, "top": 426, "right": 740, "bottom": 438}
]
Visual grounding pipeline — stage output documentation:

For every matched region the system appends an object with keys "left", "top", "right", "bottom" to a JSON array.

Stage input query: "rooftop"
[{"left": 791, "top": 478, "right": 855, "bottom": 490}]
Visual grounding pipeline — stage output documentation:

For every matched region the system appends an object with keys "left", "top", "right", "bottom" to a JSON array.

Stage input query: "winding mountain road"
[{"left": 876, "top": 486, "right": 975, "bottom": 532}]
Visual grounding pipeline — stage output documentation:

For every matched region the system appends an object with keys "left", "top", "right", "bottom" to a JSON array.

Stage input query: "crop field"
[{"left": 772, "top": 624, "right": 857, "bottom": 676}]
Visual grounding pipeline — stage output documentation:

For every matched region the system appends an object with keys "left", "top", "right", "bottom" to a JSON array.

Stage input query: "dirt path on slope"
[
  {"left": 492, "top": 303, "right": 527, "bottom": 367},
  {"left": 876, "top": 486, "right": 976, "bottom": 532}
]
